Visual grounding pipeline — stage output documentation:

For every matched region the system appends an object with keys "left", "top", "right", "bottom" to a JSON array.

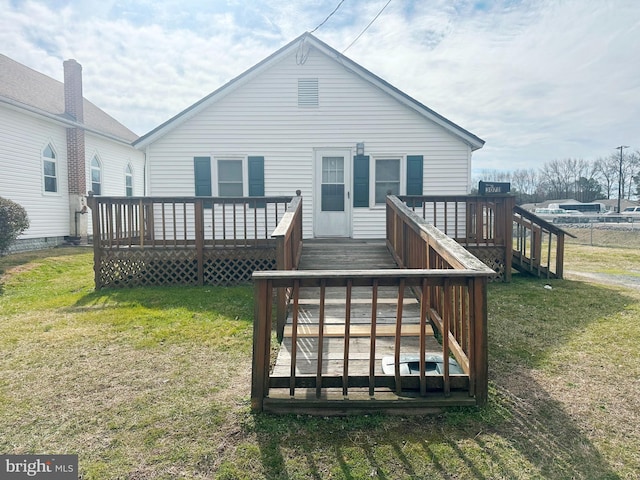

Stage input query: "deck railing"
[
  {"left": 386, "top": 195, "right": 495, "bottom": 404},
  {"left": 512, "top": 206, "right": 576, "bottom": 279},
  {"left": 251, "top": 197, "right": 494, "bottom": 412},
  {"left": 87, "top": 194, "right": 294, "bottom": 288},
  {"left": 398, "top": 194, "right": 516, "bottom": 281},
  {"left": 271, "top": 193, "right": 303, "bottom": 334}
]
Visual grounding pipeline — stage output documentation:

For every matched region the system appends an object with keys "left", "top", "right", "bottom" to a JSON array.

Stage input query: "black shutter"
[
  {"left": 194, "top": 157, "right": 211, "bottom": 196},
  {"left": 248, "top": 156, "right": 265, "bottom": 208},
  {"left": 353, "top": 154, "right": 370, "bottom": 208}
]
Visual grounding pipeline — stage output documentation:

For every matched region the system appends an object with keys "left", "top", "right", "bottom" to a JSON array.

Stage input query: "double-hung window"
[
  {"left": 42, "top": 143, "right": 57, "bottom": 193},
  {"left": 374, "top": 157, "right": 401, "bottom": 205},
  {"left": 193, "top": 155, "right": 265, "bottom": 202},
  {"left": 354, "top": 154, "right": 423, "bottom": 208},
  {"left": 217, "top": 159, "right": 244, "bottom": 197}
]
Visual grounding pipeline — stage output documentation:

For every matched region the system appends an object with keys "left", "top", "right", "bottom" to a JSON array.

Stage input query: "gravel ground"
[{"left": 565, "top": 270, "right": 640, "bottom": 290}]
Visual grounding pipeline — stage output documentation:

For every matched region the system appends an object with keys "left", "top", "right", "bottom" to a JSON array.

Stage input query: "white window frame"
[
  {"left": 42, "top": 142, "right": 59, "bottom": 195},
  {"left": 125, "top": 163, "right": 134, "bottom": 196},
  {"left": 213, "top": 156, "right": 247, "bottom": 197},
  {"left": 369, "top": 154, "right": 405, "bottom": 208},
  {"left": 90, "top": 154, "right": 102, "bottom": 195}
]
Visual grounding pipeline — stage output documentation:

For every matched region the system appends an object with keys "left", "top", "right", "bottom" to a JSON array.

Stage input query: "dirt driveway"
[{"left": 566, "top": 270, "right": 640, "bottom": 290}]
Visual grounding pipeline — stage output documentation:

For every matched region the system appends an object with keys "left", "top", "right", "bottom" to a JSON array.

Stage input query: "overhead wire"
[
  {"left": 310, "top": 0, "right": 346, "bottom": 33},
  {"left": 342, "top": 0, "right": 392, "bottom": 53}
]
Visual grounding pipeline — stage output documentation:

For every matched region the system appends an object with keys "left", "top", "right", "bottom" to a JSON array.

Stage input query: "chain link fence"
[{"left": 563, "top": 221, "right": 640, "bottom": 249}]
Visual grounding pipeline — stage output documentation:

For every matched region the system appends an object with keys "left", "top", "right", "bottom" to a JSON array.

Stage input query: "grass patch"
[{"left": 1, "top": 248, "right": 639, "bottom": 478}]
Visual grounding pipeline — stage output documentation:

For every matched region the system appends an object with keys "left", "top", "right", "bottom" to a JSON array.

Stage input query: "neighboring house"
[
  {"left": 134, "top": 33, "right": 484, "bottom": 239},
  {"left": 598, "top": 198, "right": 639, "bottom": 213},
  {"left": 0, "top": 54, "right": 144, "bottom": 252}
]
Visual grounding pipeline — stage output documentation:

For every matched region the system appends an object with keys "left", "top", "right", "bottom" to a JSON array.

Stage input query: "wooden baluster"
[
  {"left": 316, "top": 281, "right": 326, "bottom": 399},
  {"left": 232, "top": 202, "right": 237, "bottom": 247},
  {"left": 369, "top": 279, "right": 378, "bottom": 397},
  {"left": 289, "top": 280, "right": 300, "bottom": 397},
  {"left": 222, "top": 202, "right": 227, "bottom": 242},
  {"left": 343, "top": 280, "right": 352, "bottom": 397},
  {"left": 243, "top": 202, "right": 248, "bottom": 247},
  {"left": 443, "top": 279, "right": 451, "bottom": 397},
  {"left": 394, "top": 279, "right": 405, "bottom": 394},
  {"left": 181, "top": 203, "right": 187, "bottom": 245},
  {"left": 419, "top": 278, "right": 429, "bottom": 396}
]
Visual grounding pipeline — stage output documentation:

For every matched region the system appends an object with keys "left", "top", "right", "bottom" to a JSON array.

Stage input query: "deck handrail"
[
  {"left": 387, "top": 196, "right": 495, "bottom": 272},
  {"left": 87, "top": 194, "right": 294, "bottom": 288},
  {"left": 512, "top": 205, "right": 576, "bottom": 279},
  {"left": 385, "top": 196, "right": 494, "bottom": 407},
  {"left": 398, "top": 194, "right": 515, "bottom": 246},
  {"left": 251, "top": 269, "right": 493, "bottom": 412},
  {"left": 271, "top": 192, "right": 303, "bottom": 334},
  {"left": 87, "top": 195, "right": 294, "bottom": 249}
]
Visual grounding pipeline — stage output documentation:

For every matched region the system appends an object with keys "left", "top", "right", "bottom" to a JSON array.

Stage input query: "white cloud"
[{"left": 1, "top": 0, "right": 639, "bottom": 171}]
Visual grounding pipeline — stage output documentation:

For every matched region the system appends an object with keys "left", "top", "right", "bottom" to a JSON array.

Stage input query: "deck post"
[
  {"left": 87, "top": 194, "right": 102, "bottom": 289},
  {"left": 504, "top": 196, "right": 515, "bottom": 282},
  {"left": 251, "top": 278, "right": 272, "bottom": 412},
  {"left": 472, "top": 276, "right": 489, "bottom": 406},
  {"left": 556, "top": 232, "right": 566, "bottom": 279},
  {"left": 195, "top": 199, "right": 205, "bottom": 286}
]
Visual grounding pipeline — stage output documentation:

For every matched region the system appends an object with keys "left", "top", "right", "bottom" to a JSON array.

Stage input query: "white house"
[
  {"left": 134, "top": 33, "right": 484, "bottom": 239},
  {"left": 0, "top": 54, "right": 145, "bottom": 251}
]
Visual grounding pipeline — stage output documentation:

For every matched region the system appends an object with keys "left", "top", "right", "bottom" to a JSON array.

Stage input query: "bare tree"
[
  {"left": 624, "top": 150, "right": 640, "bottom": 199},
  {"left": 593, "top": 155, "right": 618, "bottom": 199},
  {"left": 540, "top": 159, "right": 577, "bottom": 199}
]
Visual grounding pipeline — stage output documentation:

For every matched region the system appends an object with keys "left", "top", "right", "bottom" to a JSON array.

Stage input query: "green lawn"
[{"left": 1, "top": 247, "right": 638, "bottom": 479}]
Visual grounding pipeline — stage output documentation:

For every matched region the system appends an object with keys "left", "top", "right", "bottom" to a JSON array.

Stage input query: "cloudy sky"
[{"left": 1, "top": 0, "right": 639, "bottom": 171}]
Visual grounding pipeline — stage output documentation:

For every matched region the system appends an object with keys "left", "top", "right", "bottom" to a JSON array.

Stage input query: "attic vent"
[{"left": 298, "top": 78, "right": 319, "bottom": 107}]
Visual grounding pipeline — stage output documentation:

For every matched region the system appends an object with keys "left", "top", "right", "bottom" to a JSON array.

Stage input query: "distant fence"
[{"left": 563, "top": 222, "right": 640, "bottom": 249}]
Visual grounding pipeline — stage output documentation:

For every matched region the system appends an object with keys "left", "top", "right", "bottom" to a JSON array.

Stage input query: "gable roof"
[
  {"left": 134, "top": 32, "right": 485, "bottom": 150},
  {"left": 0, "top": 53, "right": 138, "bottom": 143}
]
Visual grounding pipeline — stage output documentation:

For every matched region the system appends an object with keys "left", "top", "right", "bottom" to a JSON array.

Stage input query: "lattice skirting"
[
  {"left": 97, "top": 247, "right": 276, "bottom": 288},
  {"left": 465, "top": 246, "right": 505, "bottom": 282}
]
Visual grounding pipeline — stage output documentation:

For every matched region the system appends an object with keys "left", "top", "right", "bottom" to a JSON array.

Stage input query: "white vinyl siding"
[
  {"left": 0, "top": 106, "right": 69, "bottom": 238},
  {"left": 145, "top": 46, "right": 473, "bottom": 239},
  {"left": 83, "top": 134, "right": 145, "bottom": 235},
  {"left": 84, "top": 134, "right": 144, "bottom": 197}
]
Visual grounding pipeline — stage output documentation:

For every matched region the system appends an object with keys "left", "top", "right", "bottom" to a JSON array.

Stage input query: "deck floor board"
[{"left": 273, "top": 241, "right": 444, "bottom": 382}]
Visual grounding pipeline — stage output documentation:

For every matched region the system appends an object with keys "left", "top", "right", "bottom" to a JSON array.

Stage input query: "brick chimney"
[
  {"left": 64, "top": 59, "right": 84, "bottom": 123},
  {"left": 63, "top": 59, "right": 88, "bottom": 242}
]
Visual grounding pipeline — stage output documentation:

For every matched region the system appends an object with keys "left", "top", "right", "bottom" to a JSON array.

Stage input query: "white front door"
[{"left": 314, "top": 149, "right": 351, "bottom": 237}]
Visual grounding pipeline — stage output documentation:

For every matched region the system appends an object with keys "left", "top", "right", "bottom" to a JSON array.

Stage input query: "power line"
[
  {"left": 310, "top": 0, "right": 346, "bottom": 33},
  {"left": 343, "top": 0, "right": 392, "bottom": 53}
]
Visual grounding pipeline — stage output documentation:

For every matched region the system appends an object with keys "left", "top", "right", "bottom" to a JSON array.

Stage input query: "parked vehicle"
[
  {"left": 534, "top": 208, "right": 585, "bottom": 224},
  {"left": 622, "top": 206, "right": 640, "bottom": 221}
]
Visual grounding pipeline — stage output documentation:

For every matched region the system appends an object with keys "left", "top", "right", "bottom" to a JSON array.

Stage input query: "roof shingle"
[{"left": 0, "top": 54, "right": 138, "bottom": 143}]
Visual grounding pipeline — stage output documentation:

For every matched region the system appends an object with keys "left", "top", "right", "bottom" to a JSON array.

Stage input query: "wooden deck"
[{"left": 267, "top": 242, "right": 470, "bottom": 413}]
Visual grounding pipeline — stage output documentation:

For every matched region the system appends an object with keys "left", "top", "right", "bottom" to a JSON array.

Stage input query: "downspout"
[{"left": 144, "top": 145, "right": 149, "bottom": 196}]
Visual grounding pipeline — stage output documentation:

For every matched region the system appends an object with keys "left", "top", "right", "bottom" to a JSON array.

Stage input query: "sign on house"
[{"left": 479, "top": 181, "right": 511, "bottom": 195}]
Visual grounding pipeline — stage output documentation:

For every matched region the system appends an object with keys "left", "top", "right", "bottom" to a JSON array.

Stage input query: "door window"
[{"left": 321, "top": 156, "right": 344, "bottom": 211}]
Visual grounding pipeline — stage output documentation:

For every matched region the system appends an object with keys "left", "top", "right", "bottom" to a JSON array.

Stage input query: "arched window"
[
  {"left": 42, "top": 143, "right": 57, "bottom": 193},
  {"left": 91, "top": 156, "right": 102, "bottom": 195},
  {"left": 125, "top": 164, "right": 133, "bottom": 196}
]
